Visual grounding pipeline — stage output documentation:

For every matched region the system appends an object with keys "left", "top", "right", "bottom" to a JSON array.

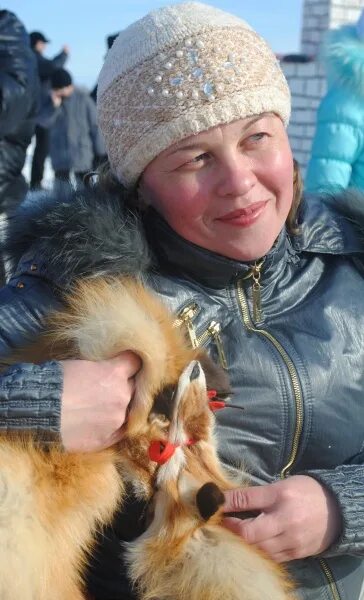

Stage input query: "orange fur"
[{"left": 0, "top": 277, "right": 295, "bottom": 599}]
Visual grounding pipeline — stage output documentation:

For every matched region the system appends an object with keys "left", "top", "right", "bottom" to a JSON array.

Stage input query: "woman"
[
  {"left": 305, "top": 8, "right": 364, "bottom": 192},
  {"left": 0, "top": 3, "right": 363, "bottom": 599}
]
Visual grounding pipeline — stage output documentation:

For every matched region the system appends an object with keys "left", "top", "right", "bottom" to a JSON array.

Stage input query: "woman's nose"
[{"left": 215, "top": 158, "right": 257, "bottom": 198}]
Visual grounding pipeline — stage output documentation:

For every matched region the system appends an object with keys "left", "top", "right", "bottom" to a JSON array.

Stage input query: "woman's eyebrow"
[
  {"left": 168, "top": 142, "right": 207, "bottom": 156},
  {"left": 168, "top": 115, "right": 268, "bottom": 156},
  {"left": 240, "top": 114, "right": 266, "bottom": 131}
]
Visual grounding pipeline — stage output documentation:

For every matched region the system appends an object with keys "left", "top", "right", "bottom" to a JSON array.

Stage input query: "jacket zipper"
[
  {"left": 318, "top": 559, "right": 341, "bottom": 600},
  {"left": 252, "top": 261, "right": 263, "bottom": 322},
  {"left": 173, "top": 302, "right": 199, "bottom": 348},
  {"left": 197, "top": 321, "right": 228, "bottom": 370},
  {"left": 237, "top": 271, "right": 303, "bottom": 477},
  {"left": 242, "top": 260, "right": 264, "bottom": 322},
  {"left": 173, "top": 304, "right": 228, "bottom": 370},
  {"left": 236, "top": 270, "right": 341, "bottom": 600}
]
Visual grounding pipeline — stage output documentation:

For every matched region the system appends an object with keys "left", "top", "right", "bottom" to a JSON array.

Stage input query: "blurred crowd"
[
  {"left": 0, "top": 9, "right": 114, "bottom": 212},
  {"left": 0, "top": 8, "right": 120, "bottom": 282}
]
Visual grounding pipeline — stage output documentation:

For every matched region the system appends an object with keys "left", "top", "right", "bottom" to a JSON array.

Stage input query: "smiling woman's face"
[{"left": 140, "top": 114, "right": 294, "bottom": 262}]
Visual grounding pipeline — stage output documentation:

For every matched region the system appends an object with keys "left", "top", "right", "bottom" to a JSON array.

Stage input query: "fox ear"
[{"left": 196, "top": 350, "right": 231, "bottom": 397}]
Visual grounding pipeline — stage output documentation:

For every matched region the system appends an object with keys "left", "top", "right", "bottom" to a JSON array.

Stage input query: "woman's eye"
[
  {"left": 189, "top": 152, "right": 210, "bottom": 163},
  {"left": 248, "top": 132, "right": 268, "bottom": 142},
  {"left": 177, "top": 152, "right": 211, "bottom": 170}
]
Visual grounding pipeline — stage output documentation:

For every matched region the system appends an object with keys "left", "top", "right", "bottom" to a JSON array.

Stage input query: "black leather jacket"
[
  {"left": 0, "top": 11, "right": 39, "bottom": 211},
  {"left": 0, "top": 187, "right": 363, "bottom": 600}
]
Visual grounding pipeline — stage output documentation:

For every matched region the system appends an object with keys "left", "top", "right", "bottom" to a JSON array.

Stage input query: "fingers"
[
  {"left": 222, "top": 516, "right": 253, "bottom": 536},
  {"left": 222, "top": 516, "right": 296, "bottom": 563},
  {"left": 126, "top": 375, "right": 137, "bottom": 397},
  {"left": 224, "top": 485, "right": 277, "bottom": 513},
  {"left": 223, "top": 478, "right": 341, "bottom": 564},
  {"left": 254, "top": 537, "right": 301, "bottom": 563},
  {"left": 109, "top": 351, "right": 142, "bottom": 378},
  {"left": 222, "top": 512, "right": 282, "bottom": 545},
  {"left": 270, "top": 549, "right": 298, "bottom": 563}
]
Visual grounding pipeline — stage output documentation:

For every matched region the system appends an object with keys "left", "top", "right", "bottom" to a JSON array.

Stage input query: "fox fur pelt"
[
  {"left": 0, "top": 186, "right": 295, "bottom": 599},
  {"left": 0, "top": 276, "right": 295, "bottom": 600}
]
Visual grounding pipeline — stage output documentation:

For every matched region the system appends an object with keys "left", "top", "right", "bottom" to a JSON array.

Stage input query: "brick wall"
[
  {"left": 301, "top": 0, "right": 330, "bottom": 56},
  {"left": 284, "top": 0, "right": 363, "bottom": 175}
]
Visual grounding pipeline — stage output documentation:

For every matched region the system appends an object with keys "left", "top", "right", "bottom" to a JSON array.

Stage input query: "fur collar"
[
  {"left": 4, "top": 184, "right": 151, "bottom": 287},
  {"left": 323, "top": 25, "right": 364, "bottom": 96}
]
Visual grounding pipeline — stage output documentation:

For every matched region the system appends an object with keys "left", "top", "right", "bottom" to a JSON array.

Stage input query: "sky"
[{"left": 11, "top": 0, "right": 304, "bottom": 90}]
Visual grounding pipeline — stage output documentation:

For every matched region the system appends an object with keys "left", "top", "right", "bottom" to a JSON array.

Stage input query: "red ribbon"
[
  {"left": 148, "top": 440, "right": 176, "bottom": 464},
  {"left": 208, "top": 400, "right": 226, "bottom": 411},
  {"left": 148, "top": 438, "right": 196, "bottom": 465},
  {"left": 207, "top": 389, "right": 226, "bottom": 411}
]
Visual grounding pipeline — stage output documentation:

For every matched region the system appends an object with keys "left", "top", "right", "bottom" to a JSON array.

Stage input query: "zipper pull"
[
  {"left": 177, "top": 303, "right": 199, "bottom": 348},
  {"left": 208, "top": 321, "right": 228, "bottom": 369},
  {"left": 251, "top": 261, "right": 263, "bottom": 322}
]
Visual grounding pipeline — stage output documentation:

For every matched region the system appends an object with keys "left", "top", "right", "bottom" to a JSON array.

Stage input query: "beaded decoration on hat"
[{"left": 97, "top": 2, "right": 291, "bottom": 187}]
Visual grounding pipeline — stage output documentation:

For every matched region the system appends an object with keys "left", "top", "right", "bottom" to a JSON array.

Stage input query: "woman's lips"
[{"left": 216, "top": 201, "right": 268, "bottom": 227}]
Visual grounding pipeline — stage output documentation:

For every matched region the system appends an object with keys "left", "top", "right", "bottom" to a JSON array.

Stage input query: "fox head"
[{"left": 118, "top": 355, "right": 233, "bottom": 528}]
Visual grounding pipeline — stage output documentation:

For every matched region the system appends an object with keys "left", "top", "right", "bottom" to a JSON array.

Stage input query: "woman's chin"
[{"left": 208, "top": 239, "right": 275, "bottom": 263}]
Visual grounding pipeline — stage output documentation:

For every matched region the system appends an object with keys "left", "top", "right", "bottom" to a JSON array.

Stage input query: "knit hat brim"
[{"left": 113, "top": 87, "right": 290, "bottom": 186}]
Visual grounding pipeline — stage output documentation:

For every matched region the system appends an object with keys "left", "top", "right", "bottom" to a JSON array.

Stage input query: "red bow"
[
  {"left": 148, "top": 438, "right": 196, "bottom": 465},
  {"left": 207, "top": 389, "right": 226, "bottom": 411}
]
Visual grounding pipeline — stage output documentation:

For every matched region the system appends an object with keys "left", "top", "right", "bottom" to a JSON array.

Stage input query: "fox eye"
[{"left": 150, "top": 384, "right": 176, "bottom": 421}]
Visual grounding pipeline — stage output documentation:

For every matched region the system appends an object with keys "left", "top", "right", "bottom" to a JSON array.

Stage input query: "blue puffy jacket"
[{"left": 305, "top": 25, "right": 364, "bottom": 192}]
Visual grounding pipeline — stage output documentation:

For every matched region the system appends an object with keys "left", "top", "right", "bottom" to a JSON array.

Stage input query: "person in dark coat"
[
  {"left": 29, "top": 30, "right": 69, "bottom": 190},
  {"left": 38, "top": 68, "right": 105, "bottom": 185},
  {"left": 0, "top": 10, "right": 39, "bottom": 285},
  {"left": 90, "top": 33, "right": 119, "bottom": 103},
  {"left": 0, "top": 11, "right": 39, "bottom": 212}
]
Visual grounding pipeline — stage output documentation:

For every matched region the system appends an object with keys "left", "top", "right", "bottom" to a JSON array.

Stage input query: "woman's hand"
[
  {"left": 223, "top": 475, "right": 342, "bottom": 562},
  {"left": 60, "top": 351, "right": 141, "bottom": 452}
]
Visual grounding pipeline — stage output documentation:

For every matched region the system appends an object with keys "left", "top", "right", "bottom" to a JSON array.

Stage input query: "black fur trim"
[{"left": 3, "top": 184, "right": 151, "bottom": 286}]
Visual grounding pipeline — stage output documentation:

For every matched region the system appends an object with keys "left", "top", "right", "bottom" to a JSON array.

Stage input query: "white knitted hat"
[{"left": 97, "top": 1, "right": 291, "bottom": 187}]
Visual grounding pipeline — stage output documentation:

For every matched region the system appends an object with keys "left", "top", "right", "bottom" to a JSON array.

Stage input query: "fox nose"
[{"left": 190, "top": 362, "right": 200, "bottom": 381}]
